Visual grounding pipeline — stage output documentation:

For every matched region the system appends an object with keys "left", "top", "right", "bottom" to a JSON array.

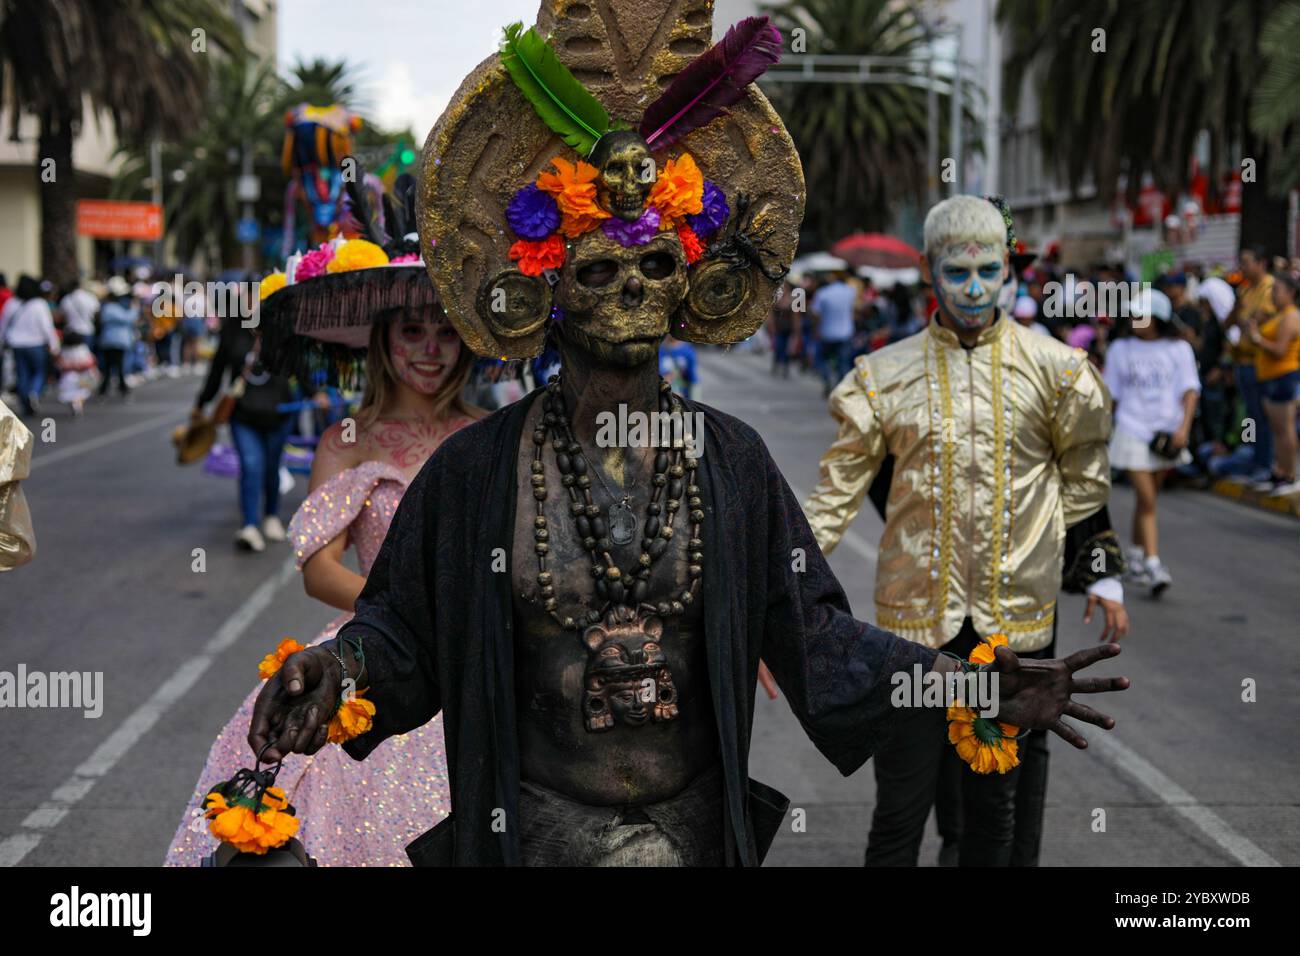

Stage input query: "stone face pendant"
[
  {"left": 608, "top": 498, "right": 636, "bottom": 546},
  {"left": 580, "top": 608, "right": 679, "bottom": 732}
]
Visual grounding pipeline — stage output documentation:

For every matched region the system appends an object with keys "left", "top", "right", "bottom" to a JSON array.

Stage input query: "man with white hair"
[{"left": 804, "top": 195, "right": 1128, "bottom": 866}]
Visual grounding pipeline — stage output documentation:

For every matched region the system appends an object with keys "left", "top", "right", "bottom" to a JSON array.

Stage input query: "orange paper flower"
[
  {"left": 947, "top": 704, "right": 1020, "bottom": 774},
  {"left": 536, "top": 157, "right": 609, "bottom": 237},
  {"left": 327, "top": 692, "right": 377, "bottom": 744},
  {"left": 258, "top": 638, "right": 306, "bottom": 679},
  {"left": 649, "top": 153, "right": 704, "bottom": 229},
  {"left": 203, "top": 785, "right": 299, "bottom": 854},
  {"left": 968, "top": 633, "right": 1008, "bottom": 666},
  {"left": 509, "top": 234, "right": 566, "bottom": 276}
]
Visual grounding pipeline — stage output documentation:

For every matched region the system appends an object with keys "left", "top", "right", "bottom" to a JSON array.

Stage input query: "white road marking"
[
  {"left": 1090, "top": 734, "right": 1280, "bottom": 866},
  {"left": 28, "top": 410, "right": 187, "bottom": 470},
  {"left": 0, "top": 558, "right": 297, "bottom": 866}
]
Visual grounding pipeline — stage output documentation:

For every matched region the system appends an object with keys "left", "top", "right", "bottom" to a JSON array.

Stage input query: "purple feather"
[{"left": 640, "top": 16, "right": 782, "bottom": 149}]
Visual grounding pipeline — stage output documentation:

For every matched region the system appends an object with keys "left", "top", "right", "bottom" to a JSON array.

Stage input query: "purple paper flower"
[
  {"left": 686, "top": 181, "right": 729, "bottom": 237},
  {"left": 507, "top": 184, "right": 560, "bottom": 240},
  {"left": 602, "top": 206, "right": 661, "bottom": 247}
]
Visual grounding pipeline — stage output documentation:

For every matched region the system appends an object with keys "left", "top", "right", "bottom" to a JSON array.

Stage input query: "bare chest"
[{"left": 509, "top": 394, "right": 716, "bottom": 802}]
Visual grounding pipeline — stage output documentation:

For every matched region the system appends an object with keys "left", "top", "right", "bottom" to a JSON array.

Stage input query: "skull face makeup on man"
[
  {"left": 555, "top": 230, "right": 688, "bottom": 368},
  {"left": 386, "top": 307, "right": 463, "bottom": 394},
  {"left": 919, "top": 195, "right": 1012, "bottom": 335},
  {"left": 929, "top": 240, "right": 1009, "bottom": 332}
]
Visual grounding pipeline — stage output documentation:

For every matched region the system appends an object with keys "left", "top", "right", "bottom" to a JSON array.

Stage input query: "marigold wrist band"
[{"left": 945, "top": 634, "right": 1022, "bottom": 775}]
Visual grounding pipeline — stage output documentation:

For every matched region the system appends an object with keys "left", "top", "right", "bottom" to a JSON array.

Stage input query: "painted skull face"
[
  {"left": 555, "top": 229, "right": 687, "bottom": 368},
  {"left": 930, "top": 240, "right": 1008, "bottom": 331},
  {"left": 590, "top": 130, "right": 655, "bottom": 222},
  {"left": 386, "top": 307, "right": 462, "bottom": 394}
]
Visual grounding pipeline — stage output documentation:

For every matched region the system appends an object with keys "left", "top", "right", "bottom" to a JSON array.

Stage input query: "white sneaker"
[
  {"left": 1124, "top": 545, "right": 1144, "bottom": 571},
  {"left": 262, "top": 515, "right": 287, "bottom": 542},
  {"left": 1123, "top": 547, "right": 1151, "bottom": 586},
  {"left": 234, "top": 524, "right": 266, "bottom": 552},
  {"left": 1146, "top": 557, "right": 1172, "bottom": 596},
  {"left": 1268, "top": 478, "right": 1300, "bottom": 497}
]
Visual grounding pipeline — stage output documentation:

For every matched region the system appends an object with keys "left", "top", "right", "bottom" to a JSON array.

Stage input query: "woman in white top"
[
  {"left": 0, "top": 276, "right": 60, "bottom": 417},
  {"left": 1103, "top": 288, "right": 1200, "bottom": 595}
]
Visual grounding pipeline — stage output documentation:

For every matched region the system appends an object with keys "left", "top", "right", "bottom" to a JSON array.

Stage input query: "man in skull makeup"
[
  {"left": 805, "top": 195, "right": 1129, "bottom": 867},
  {"left": 249, "top": 6, "right": 1128, "bottom": 867}
]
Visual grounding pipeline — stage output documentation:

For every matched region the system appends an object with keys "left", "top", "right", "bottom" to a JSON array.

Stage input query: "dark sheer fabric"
[
  {"left": 339, "top": 387, "right": 936, "bottom": 866},
  {"left": 1061, "top": 506, "right": 1123, "bottom": 592}
]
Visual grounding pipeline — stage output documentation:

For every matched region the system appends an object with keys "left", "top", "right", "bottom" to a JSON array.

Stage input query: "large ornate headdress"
[{"left": 419, "top": 0, "right": 805, "bottom": 359}]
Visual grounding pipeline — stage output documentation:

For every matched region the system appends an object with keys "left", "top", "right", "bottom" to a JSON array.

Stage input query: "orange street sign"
[{"left": 76, "top": 200, "right": 163, "bottom": 240}]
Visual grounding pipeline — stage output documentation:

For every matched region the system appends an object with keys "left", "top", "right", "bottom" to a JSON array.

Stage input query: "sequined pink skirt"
[{"left": 164, "top": 626, "right": 450, "bottom": 867}]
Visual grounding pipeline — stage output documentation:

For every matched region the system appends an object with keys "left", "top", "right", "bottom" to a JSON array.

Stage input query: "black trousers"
[
  {"left": 865, "top": 616, "right": 1054, "bottom": 867},
  {"left": 99, "top": 348, "right": 129, "bottom": 395}
]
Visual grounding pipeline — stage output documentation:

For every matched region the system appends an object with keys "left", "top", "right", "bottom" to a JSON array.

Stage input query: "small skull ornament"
[
  {"left": 555, "top": 229, "right": 687, "bottom": 367},
  {"left": 589, "top": 130, "right": 656, "bottom": 222}
]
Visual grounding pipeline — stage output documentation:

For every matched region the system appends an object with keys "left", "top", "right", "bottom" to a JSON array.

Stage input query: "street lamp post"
[
  {"left": 150, "top": 134, "right": 163, "bottom": 270},
  {"left": 949, "top": 22, "right": 964, "bottom": 196}
]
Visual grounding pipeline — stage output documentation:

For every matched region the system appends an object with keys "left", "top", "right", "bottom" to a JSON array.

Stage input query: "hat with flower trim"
[
  {"left": 419, "top": 0, "right": 805, "bottom": 360},
  {"left": 258, "top": 170, "right": 444, "bottom": 385}
]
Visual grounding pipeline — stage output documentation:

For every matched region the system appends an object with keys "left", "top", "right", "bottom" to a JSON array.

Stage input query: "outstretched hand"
[
  {"left": 248, "top": 647, "right": 343, "bottom": 763},
  {"left": 992, "top": 643, "right": 1128, "bottom": 749},
  {"left": 1083, "top": 594, "right": 1128, "bottom": 643}
]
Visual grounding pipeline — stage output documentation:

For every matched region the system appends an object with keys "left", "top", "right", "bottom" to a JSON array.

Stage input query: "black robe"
[{"left": 339, "top": 388, "right": 937, "bottom": 866}]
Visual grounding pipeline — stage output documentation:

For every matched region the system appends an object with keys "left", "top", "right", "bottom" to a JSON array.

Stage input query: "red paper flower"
[
  {"left": 509, "top": 234, "right": 566, "bottom": 276},
  {"left": 677, "top": 223, "right": 704, "bottom": 264}
]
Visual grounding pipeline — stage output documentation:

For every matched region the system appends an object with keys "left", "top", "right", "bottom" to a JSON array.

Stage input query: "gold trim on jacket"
[
  {"left": 0, "top": 402, "right": 35, "bottom": 571},
  {"left": 803, "top": 315, "right": 1112, "bottom": 651}
]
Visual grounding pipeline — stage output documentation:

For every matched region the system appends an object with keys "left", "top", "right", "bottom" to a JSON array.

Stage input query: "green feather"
[{"left": 500, "top": 22, "right": 610, "bottom": 155}]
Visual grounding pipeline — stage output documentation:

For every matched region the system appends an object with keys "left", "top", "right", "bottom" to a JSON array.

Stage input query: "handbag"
[
  {"left": 213, "top": 338, "right": 259, "bottom": 425},
  {"left": 1148, "top": 431, "right": 1180, "bottom": 459}
]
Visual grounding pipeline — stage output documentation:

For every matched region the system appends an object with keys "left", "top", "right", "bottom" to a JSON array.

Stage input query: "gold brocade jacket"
[
  {"left": 804, "top": 316, "right": 1112, "bottom": 651},
  {"left": 0, "top": 401, "right": 36, "bottom": 571}
]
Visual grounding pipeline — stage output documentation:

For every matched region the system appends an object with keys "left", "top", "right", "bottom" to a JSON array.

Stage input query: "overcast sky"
[
  {"left": 278, "top": 0, "right": 540, "bottom": 137},
  {"left": 276, "top": 0, "right": 756, "bottom": 138}
]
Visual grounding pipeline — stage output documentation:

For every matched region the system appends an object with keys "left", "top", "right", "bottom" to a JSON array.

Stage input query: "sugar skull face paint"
[
  {"left": 930, "top": 240, "right": 1008, "bottom": 331},
  {"left": 387, "top": 308, "right": 462, "bottom": 395}
]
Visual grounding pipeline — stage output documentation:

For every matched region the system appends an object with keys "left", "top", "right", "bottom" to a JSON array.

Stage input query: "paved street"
[{"left": 1, "top": 352, "right": 1296, "bottom": 867}]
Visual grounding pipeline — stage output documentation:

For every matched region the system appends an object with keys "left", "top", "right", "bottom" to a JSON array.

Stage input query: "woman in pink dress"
[{"left": 167, "top": 176, "right": 483, "bottom": 866}]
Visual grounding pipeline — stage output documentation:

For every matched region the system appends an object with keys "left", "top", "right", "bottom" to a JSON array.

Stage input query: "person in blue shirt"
[
  {"left": 811, "top": 270, "right": 858, "bottom": 396},
  {"left": 659, "top": 334, "right": 697, "bottom": 399},
  {"left": 97, "top": 277, "right": 138, "bottom": 399}
]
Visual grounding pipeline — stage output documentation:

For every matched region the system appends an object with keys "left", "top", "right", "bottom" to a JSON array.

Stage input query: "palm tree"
[
  {"left": 283, "top": 57, "right": 369, "bottom": 112},
  {"left": 115, "top": 52, "right": 397, "bottom": 269},
  {"left": 113, "top": 56, "right": 283, "bottom": 269},
  {"left": 999, "top": 0, "right": 1276, "bottom": 206},
  {"left": 0, "top": 0, "right": 240, "bottom": 287},
  {"left": 761, "top": 0, "right": 953, "bottom": 244},
  {"left": 1250, "top": 0, "right": 1300, "bottom": 194}
]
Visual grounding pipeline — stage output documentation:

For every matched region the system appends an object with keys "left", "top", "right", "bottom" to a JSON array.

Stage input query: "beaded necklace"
[
  {"left": 529, "top": 377, "right": 702, "bottom": 731},
  {"left": 529, "top": 377, "right": 703, "bottom": 632}
]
